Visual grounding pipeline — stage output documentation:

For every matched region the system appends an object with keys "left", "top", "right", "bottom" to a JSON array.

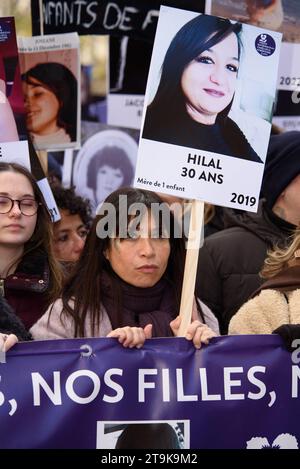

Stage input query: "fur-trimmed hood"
[{"left": 229, "top": 289, "right": 300, "bottom": 335}]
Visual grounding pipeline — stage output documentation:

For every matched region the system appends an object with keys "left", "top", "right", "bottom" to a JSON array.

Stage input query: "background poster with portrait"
[
  {"left": 17, "top": 33, "right": 80, "bottom": 151},
  {"left": 135, "top": 6, "right": 282, "bottom": 212},
  {"left": 107, "top": 36, "right": 153, "bottom": 130},
  {"left": 66, "top": 121, "right": 139, "bottom": 214},
  {"left": 107, "top": 0, "right": 205, "bottom": 131},
  {"left": 0, "top": 16, "right": 30, "bottom": 167},
  {"left": 30, "top": 0, "right": 206, "bottom": 40},
  {"left": 205, "top": 0, "right": 300, "bottom": 132}
]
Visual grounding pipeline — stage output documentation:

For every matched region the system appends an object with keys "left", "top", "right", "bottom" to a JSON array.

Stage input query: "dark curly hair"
[{"left": 52, "top": 186, "right": 92, "bottom": 228}]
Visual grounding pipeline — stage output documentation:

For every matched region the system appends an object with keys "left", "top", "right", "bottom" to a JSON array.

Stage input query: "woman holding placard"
[{"left": 29, "top": 188, "right": 218, "bottom": 347}]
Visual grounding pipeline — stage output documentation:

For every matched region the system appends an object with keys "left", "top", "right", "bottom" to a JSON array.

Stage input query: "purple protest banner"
[{"left": 0, "top": 335, "right": 299, "bottom": 449}]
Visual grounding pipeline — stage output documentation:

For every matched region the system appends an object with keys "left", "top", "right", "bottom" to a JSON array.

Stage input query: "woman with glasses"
[{"left": 0, "top": 162, "right": 62, "bottom": 347}]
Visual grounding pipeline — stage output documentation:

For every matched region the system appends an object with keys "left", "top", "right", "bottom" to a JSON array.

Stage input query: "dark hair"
[
  {"left": 149, "top": 14, "right": 242, "bottom": 122},
  {"left": 115, "top": 423, "right": 180, "bottom": 449},
  {"left": 0, "top": 162, "right": 62, "bottom": 301},
  {"left": 60, "top": 188, "right": 189, "bottom": 337},
  {"left": 140, "top": 14, "right": 261, "bottom": 161},
  {"left": 22, "top": 63, "right": 77, "bottom": 141},
  {"left": 52, "top": 186, "right": 92, "bottom": 228},
  {"left": 87, "top": 146, "right": 134, "bottom": 192}
]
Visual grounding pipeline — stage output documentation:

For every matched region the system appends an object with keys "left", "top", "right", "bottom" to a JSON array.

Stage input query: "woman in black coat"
[{"left": 0, "top": 296, "right": 31, "bottom": 351}]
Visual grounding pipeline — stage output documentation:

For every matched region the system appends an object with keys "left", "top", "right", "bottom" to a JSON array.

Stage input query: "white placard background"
[{"left": 135, "top": 6, "right": 282, "bottom": 212}]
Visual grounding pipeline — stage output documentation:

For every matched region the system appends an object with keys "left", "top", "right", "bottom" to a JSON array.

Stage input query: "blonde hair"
[{"left": 260, "top": 228, "right": 300, "bottom": 279}]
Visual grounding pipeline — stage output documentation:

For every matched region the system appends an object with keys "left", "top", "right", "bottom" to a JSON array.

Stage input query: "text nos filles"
[{"left": 28, "top": 365, "right": 300, "bottom": 407}]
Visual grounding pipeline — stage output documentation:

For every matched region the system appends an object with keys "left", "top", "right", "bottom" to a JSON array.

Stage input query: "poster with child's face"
[
  {"left": 205, "top": 0, "right": 300, "bottom": 132},
  {"left": 135, "top": 6, "right": 282, "bottom": 212},
  {"left": 0, "top": 17, "right": 30, "bottom": 167}
]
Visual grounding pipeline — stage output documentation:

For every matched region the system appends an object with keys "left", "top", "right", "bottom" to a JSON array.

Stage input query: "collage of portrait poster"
[
  {"left": 106, "top": 0, "right": 205, "bottom": 131},
  {"left": 0, "top": 17, "right": 30, "bottom": 167},
  {"left": 63, "top": 121, "right": 139, "bottom": 214},
  {"left": 135, "top": 6, "right": 282, "bottom": 211},
  {"left": 107, "top": 36, "right": 153, "bottom": 130},
  {"left": 206, "top": 0, "right": 300, "bottom": 132},
  {"left": 18, "top": 32, "right": 80, "bottom": 151}
]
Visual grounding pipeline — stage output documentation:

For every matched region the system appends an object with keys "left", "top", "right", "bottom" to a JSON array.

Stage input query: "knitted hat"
[{"left": 261, "top": 131, "right": 300, "bottom": 208}]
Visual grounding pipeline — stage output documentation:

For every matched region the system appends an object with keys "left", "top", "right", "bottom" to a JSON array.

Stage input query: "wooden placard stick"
[
  {"left": 35, "top": 4, "right": 48, "bottom": 176},
  {"left": 177, "top": 199, "right": 204, "bottom": 336},
  {"left": 36, "top": 150, "right": 48, "bottom": 175}
]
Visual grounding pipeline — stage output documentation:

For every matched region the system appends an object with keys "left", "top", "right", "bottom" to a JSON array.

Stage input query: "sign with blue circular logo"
[{"left": 255, "top": 33, "right": 276, "bottom": 56}]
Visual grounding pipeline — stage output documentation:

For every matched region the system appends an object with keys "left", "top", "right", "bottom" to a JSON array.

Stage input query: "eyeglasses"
[{"left": 0, "top": 196, "right": 41, "bottom": 216}]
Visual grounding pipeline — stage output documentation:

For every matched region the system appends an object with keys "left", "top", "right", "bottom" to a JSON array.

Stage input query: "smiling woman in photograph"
[
  {"left": 22, "top": 62, "right": 77, "bottom": 147},
  {"left": 86, "top": 146, "right": 134, "bottom": 210},
  {"left": 142, "top": 14, "right": 262, "bottom": 162}
]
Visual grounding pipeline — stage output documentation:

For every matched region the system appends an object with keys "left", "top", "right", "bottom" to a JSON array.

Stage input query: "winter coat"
[
  {"left": 0, "top": 249, "right": 51, "bottom": 330},
  {"left": 0, "top": 296, "right": 32, "bottom": 341},
  {"left": 228, "top": 265, "right": 300, "bottom": 335},
  {"left": 195, "top": 201, "right": 296, "bottom": 334},
  {"left": 30, "top": 297, "right": 220, "bottom": 340}
]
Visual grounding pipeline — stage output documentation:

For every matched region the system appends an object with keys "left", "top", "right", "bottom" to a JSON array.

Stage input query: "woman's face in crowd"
[
  {"left": 96, "top": 165, "right": 124, "bottom": 203},
  {"left": 23, "top": 77, "right": 60, "bottom": 135},
  {"left": 53, "top": 209, "right": 88, "bottom": 262},
  {"left": 0, "top": 172, "right": 37, "bottom": 248},
  {"left": 104, "top": 212, "right": 171, "bottom": 288},
  {"left": 181, "top": 32, "right": 239, "bottom": 124}
]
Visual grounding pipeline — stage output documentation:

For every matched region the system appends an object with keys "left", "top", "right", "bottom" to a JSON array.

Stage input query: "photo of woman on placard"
[
  {"left": 142, "top": 14, "right": 263, "bottom": 163},
  {"left": 72, "top": 128, "right": 138, "bottom": 213},
  {"left": 22, "top": 62, "right": 77, "bottom": 148},
  {"left": 87, "top": 146, "right": 134, "bottom": 209}
]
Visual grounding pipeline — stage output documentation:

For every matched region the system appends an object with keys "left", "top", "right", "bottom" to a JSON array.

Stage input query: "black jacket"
[
  {"left": 0, "top": 249, "right": 51, "bottom": 330},
  {"left": 143, "top": 105, "right": 263, "bottom": 163},
  {"left": 0, "top": 296, "right": 32, "bottom": 341},
  {"left": 195, "top": 201, "right": 295, "bottom": 334}
]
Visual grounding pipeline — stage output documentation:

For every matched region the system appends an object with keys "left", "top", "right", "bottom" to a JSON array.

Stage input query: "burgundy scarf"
[{"left": 101, "top": 272, "right": 177, "bottom": 337}]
